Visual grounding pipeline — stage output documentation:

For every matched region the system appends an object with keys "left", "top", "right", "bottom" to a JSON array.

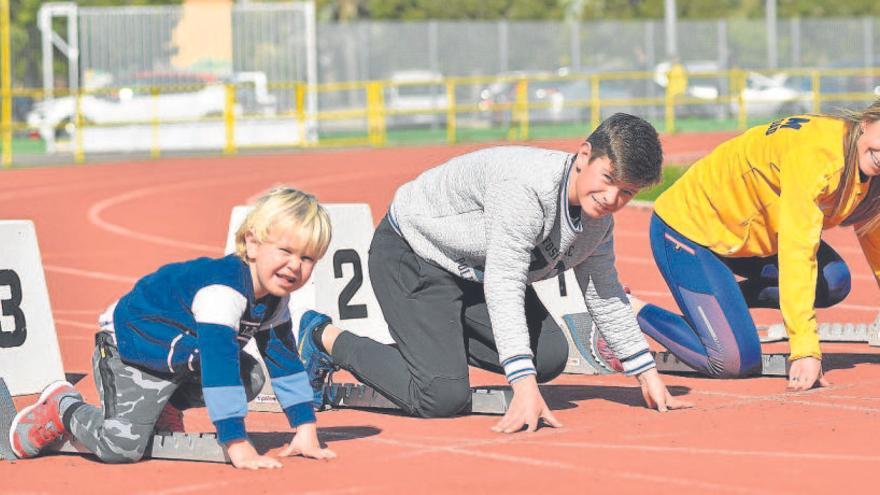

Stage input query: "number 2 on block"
[{"left": 333, "top": 249, "right": 368, "bottom": 320}]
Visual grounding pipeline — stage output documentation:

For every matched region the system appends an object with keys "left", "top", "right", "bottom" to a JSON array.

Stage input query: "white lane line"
[
  {"left": 514, "top": 439, "right": 880, "bottom": 462},
  {"left": 53, "top": 318, "right": 95, "bottom": 330},
  {"left": 44, "top": 264, "right": 138, "bottom": 284},
  {"left": 348, "top": 430, "right": 773, "bottom": 494},
  {"left": 695, "top": 389, "right": 880, "bottom": 414},
  {"left": 53, "top": 309, "right": 102, "bottom": 316},
  {"left": 395, "top": 438, "right": 771, "bottom": 494}
]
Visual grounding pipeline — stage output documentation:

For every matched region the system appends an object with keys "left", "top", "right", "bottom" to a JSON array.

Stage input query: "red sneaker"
[
  {"left": 154, "top": 402, "right": 185, "bottom": 433},
  {"left": 9, "top": 381, "right": 82, "bottom": 459}
]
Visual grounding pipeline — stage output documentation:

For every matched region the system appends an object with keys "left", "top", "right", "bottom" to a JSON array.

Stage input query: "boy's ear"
[
  {"left": 575, "top": 141, "right": 592, "bottom": 172},
  {"left": 244, "top": 231, "right": 259, "bottom": 260},
  {"left": 578, "top": 141, "right": 592, "bottom": 158}
]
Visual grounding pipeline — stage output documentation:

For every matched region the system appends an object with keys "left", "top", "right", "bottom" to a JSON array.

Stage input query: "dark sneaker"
[
  {"left": 297, "top": 311, "right": 338, "bottom": 409},
  {"left": 154, "top": 402, "right": 185, "bottom": 433},
  {"left": 10, "top": 381, "right": 83, "bottom": 459}
]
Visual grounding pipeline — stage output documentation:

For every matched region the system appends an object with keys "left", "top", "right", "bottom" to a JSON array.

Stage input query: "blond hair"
[
  {"left": 833, "top": 98, "right": 880, "bottom": 234},
  {"left": 234, "top": 187, "right": 332, "bottom": 261}
]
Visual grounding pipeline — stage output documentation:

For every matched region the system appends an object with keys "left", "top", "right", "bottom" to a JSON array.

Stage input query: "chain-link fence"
[
  {"left": 2, "top": 6, "right": 880, "bottom": 164},
  {"left": 316, "top": 17, "right": 880, "bottom": 84}
]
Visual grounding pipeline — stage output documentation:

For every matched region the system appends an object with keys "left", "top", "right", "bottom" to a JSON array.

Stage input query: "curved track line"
[
  {"left": 87, "top": 178, "right": 233, "bottom": 254},
  {"left": 87, "top": 169, "right": 407, "bottom": 254}
]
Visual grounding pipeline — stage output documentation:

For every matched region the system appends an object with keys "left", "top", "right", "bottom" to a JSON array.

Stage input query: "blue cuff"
[
  {"left": 284, "top": 402, "right": 316, "bottom": 427},
  {"left": 214, "top": 417, "right": 247, "bottom": 444},
  {"left": 501, "top": 355, "right": 537, "bottom": 384}
]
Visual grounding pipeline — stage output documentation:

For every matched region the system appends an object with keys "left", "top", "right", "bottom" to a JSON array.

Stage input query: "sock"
[
  {"left": 312, "top": 323, "right": 329, "bottom": 354},
  {"left": 60, "top": 399, "right": 85, "bottom": 431}
]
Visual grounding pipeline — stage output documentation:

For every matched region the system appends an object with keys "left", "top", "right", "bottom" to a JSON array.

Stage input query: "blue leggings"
[{"left": 639, "top": 214, "right": 851, "bottom": 378}]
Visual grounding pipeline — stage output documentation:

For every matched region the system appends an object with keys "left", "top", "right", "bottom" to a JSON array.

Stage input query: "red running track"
[{"left": 1, "top": 133, "right": 879, "bottom": 494}]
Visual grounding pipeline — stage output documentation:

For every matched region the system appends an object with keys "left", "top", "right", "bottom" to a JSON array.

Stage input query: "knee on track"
[{"left": 414, "top": 377, "right": 471, "bottom": 418}]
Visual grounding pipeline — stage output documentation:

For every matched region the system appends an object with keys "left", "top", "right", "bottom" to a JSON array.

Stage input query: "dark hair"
[{"left": 585, "top": 113, "right": 663, "bottom": 188}]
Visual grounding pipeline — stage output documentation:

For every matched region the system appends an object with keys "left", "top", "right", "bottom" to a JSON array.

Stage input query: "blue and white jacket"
[{"left": 107, "top": 254, "right": 322, "bottom": 444}]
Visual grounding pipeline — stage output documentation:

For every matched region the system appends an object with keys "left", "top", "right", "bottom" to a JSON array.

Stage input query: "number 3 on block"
[{"left": 0, "top": 269, "right": 27, "bottom": 348}]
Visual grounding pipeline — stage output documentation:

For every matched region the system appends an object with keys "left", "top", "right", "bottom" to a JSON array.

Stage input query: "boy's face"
[
  {"left": 571, "top": 142, "right": 642, "bottom": 218},
  {"left": 245, "top": 223, "right": 317, "bottom": 299}
]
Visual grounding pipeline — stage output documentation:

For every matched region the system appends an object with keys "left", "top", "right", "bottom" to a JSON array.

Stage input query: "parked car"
[
  {"left": 730, "top": 71, "right": 813, "bottom": 118},
  {"left": 477, "top": 72, "right": 635, "bottom": 126},
  {"left": 386, "top": 70, "right": 448, "bottom": 128},
  {"left": 26, "top": 71, "right": 276, "bottom": 141}
]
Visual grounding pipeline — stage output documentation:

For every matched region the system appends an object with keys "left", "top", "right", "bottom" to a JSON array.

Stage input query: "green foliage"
[
  {"left": 779, "top": 0, "right": 880, "bottom": 17},
  {"left": 635, "top": 164, "right": 688, "bottom": 201},
  {"left": 319, "top": 0, "right": 566, "bottom": 20},
  {"left": 318, "top": 0, "right": 880, "bottom": 20}
]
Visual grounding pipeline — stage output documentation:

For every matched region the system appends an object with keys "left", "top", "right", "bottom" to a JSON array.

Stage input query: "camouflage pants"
[{"left": 67, "top": 331, "right": 264, "bottom": 463}]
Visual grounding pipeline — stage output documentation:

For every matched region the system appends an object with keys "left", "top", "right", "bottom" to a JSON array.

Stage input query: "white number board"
[{"left": 0, "top": 221, "right": 66, "bottom": 395}]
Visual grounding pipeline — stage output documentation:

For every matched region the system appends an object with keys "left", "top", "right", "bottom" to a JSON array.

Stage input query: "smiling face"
[
  {"left": 569, "top": 142, "right": 642, "bottom": 218},
  {"left": 245, "top": 222, "right": 316, "bottom": 299},
  {"left": 858, "top": 119, "right": 880, "bottom": 177}
]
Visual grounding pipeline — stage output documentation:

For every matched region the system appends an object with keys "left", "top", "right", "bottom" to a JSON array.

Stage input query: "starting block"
[
  {"left": 0, "top": 378, "right": 229, "bottom": 463},
  {"left": 256, "top": 382, "right": 512, "bottom": 415},
  {"left": 327, "top": 383, "right": 512, "bottom": 415},
  {"left": 763, "top": 320, "right": 880, "bottom": 347},
  {"left": 0, "top": 221, "right": 66, "bottom": 396},
  {"left": 653, "top": 351, "right": 790, "bottom": 377},
  {"left": 0, "top": 379, "right": 16, "bottom": 460},
  {"left": 52, "top": 432, "right": 230, "bottom": 463},
  {"left": 561, "top": 311, "right": 790, "bottom": 377}
]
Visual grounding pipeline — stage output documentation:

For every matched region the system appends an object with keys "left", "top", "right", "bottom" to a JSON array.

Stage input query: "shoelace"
[
  {"left": 313, "top": 355, "right": 339, "bottom": 410},
  {"left": 32, "top": 419, "right": 61, "bottom": 443}
]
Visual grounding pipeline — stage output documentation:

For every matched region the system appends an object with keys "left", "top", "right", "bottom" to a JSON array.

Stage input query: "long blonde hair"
[
  {"left": 837, "top": 98, "right": 880, "bottom": 235},
  {"left": 234, "top": 187, "right": 332, "bottom": 261}
]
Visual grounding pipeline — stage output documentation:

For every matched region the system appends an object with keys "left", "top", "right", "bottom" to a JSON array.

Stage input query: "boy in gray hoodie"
[{"left": 300, "top": 113, "right": 691, "bottom": 432}]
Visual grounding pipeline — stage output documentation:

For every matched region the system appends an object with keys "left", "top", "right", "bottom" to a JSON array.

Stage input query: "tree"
[{"left": 317, "top": 0, "right": 565, "bottom": 21}]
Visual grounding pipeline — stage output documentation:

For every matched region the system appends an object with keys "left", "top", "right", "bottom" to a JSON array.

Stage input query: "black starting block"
[{"left": 323, "top": 382, "right": 512, "bottom": 415}]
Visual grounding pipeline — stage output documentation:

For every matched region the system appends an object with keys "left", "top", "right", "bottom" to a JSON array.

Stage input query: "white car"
[
  {"left": 27, "top": 71, "right": 276, "bottom": 141},
  {"left": 386, "top": 70, "right": 448, "bottom": 128},
  {"left": 731, "top": 72, "right": 812, "bottom": 118}
]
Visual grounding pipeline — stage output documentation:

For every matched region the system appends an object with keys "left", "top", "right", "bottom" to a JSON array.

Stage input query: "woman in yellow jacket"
[{"left": 635, "top": 100, "right": 880, "bottom": 390}]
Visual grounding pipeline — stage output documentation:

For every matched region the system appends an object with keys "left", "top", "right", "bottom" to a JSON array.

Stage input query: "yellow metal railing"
[
  {"left": 0, "top": 0, "right": 11, "bottom": 168},
  {"left": 2, "top": 66, "right": 880, "bottom": 165}
]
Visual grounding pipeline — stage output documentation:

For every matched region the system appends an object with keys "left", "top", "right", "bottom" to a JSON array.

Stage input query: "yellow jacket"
[{"left": 654, "top": 116, "right": 873, "bottom": 360}]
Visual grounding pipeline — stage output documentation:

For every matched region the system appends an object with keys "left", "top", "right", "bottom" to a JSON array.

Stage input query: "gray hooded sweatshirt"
[{"left": 388, "top": 145, "right": 655, "bottom": 381}]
